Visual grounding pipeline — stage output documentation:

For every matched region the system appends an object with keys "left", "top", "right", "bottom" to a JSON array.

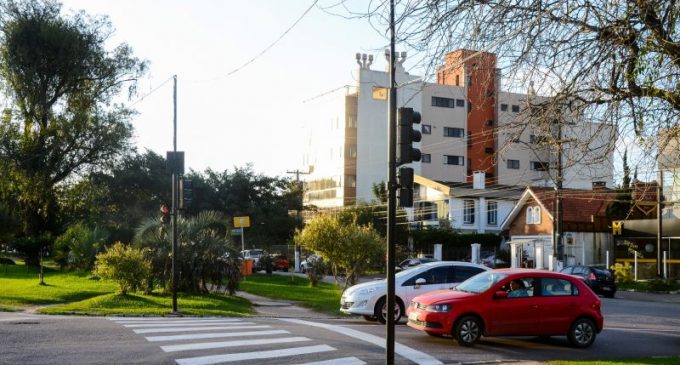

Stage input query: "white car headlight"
[
  {"left": 357, "top": 287, "right": 377, "bottom": 295},
  {"left": 424, "top": 303, "right": 452, "bottom": 313}
]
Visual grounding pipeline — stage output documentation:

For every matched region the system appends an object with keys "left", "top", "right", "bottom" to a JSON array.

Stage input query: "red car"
[
  {"left": 406, "top": 269, "right": 603, "bottom": 348},
  {"left": 274, "top": 255, "right": 289, "bottom": 271}
]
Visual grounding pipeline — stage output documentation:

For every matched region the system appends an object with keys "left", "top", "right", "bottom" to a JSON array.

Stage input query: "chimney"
[
  {"left": 592, "top": 181, "right": 607, "bottom": 190},
  {"left": 473, "top": 171, "right": 486, "bottom": 190}
]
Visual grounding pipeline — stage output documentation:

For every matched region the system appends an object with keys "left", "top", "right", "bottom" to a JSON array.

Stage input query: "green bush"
[
  {"left": 647, "top": 279, "right": 679, "bottom": 292},
  {"left": 54, "top": 223, "right": 108, "bottom": 271},
  {"left": 94, "top": 242, "right": 151, "bottom": 295},
  {"left": 0, "top": 257, "right": 16, "bottom": 265},
  {"left": 611, "top": 262, "right": 634, "bottom": 283}
]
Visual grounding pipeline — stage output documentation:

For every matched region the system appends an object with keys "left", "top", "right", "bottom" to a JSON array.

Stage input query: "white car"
[
  {"left": 241, "top": 249, "right": 264, "bottom": 270},
  {"left": 340, "top": 261, "right": 489, "bottom": 323}
]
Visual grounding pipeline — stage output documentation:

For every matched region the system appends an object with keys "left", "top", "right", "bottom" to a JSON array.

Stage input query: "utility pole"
[
  {"left": 286, "top": 169, "right": 310, "bottom": 273},
  {"left": 386, "top": 0, "right": 397, "bottom": 363},
  {"left": 171, "top": 75, "right": 179, "bottom": 314}
]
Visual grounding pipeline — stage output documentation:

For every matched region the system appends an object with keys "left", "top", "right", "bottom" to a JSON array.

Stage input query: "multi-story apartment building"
[{"left": 303, "top": 50, "right": 614, "bottom": 214}]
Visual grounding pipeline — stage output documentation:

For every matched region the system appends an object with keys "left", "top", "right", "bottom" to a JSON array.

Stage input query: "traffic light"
[
  {"left": 180, "top": 179, "right": 192, "bottom": 209},
  {"left": 397, "top": 107, "right": 422, "bottom": 166},
  {"left": 160, "top": 204, "right": 170, "bottom": 224},
  {"left": 398, "top": 167, "right": 415, "bottom": 207}
]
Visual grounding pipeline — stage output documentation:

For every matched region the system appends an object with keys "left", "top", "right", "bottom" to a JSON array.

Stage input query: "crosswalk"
[{"left": 108, "top": 316, "right": 367, "bottom": 365}]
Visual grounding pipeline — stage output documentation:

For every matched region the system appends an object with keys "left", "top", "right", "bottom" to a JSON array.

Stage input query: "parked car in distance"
[
  {"left": 560, "top": 265, "right": 617, "bottom": 298},
  {"left": 273, "top": 254, "right": 289, "bottom": 271},
  {"left": 406, "top": 269, "right": 603, "bottom": 348},
  {"left": 300, "top": 254, "right": 321, "bottom": 273},
  {"left": 341, "top": 261, "right": 489, "bottom": 324},
  {"left": 396, "top": 257, "right": 439, "bottom": 272}
]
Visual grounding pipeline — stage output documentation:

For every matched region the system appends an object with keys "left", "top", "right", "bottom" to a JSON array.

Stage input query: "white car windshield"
[
  {"left": 455, "top": 272, "right": 507, "bottom": 294},
  {"left": 395, "top": 265, "right": 425, "bottom": 279}
]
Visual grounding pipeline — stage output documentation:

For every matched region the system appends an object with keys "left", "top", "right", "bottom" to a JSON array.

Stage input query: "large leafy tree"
[
  {"left": 294, "top": 213, "right": 384, "bottom": 290},
  {"left": 195, "top": 165, "right": 301, "bottom": 249},
  {"left": 0, "top": 0, "right": 146, "bottom": 261},
  {"left": 59, "top": 150, "right": 170, "bottom": 244},
  {"left": 350, "top": 1, "right": 678, "bottom": 175}
]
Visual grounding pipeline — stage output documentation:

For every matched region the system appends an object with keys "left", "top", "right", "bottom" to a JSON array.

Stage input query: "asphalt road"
[{"left": 1, "top": 294, "right": 679, "bottom": 365}]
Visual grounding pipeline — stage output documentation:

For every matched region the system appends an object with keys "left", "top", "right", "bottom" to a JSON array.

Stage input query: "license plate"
[
  {"left": 409, "top": 312, "right": 419, "bottom": 321},
  {"left": 602, "top": 287, "right": 611, "bottom": 291}
]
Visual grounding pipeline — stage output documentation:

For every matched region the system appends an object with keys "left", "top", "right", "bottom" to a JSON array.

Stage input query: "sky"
[{"left": 59, "top": 0, "right": 392, "bottom": 178}]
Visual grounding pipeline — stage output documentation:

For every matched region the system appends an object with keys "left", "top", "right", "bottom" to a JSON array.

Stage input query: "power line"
[{"left": 192, "top": 0, "right": 319, "bottom": 83}]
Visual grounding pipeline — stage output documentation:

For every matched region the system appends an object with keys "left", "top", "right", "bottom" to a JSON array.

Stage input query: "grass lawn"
[
  {"left": 1, "top": 260, "right": 251, "bottom": 316},
  {"left": 239, "top": 273, "right": 345, "bottom": 315},
  {"left": 550, "top": 357, "right": 680, "bottom": 365},
  {"left": 0, "top": 263, "right": 117, "bottom": 307},
  {"left": 40, "top": 292, "right": 252, "bottom": 317}
]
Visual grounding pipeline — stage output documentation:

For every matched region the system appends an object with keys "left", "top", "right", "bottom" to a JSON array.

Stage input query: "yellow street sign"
[{"left": 234, "top": 216, "right": 250, "bottom": 228}]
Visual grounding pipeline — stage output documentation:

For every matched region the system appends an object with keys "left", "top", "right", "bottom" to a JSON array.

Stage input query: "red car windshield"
[{"left": 455, "top": 272, "right": 507, "bottom": 293}]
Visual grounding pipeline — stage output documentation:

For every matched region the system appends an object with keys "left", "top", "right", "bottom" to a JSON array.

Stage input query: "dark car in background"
[
  {"left": 560, "top": 265, "right": 616, "bottom": 298},
  {"left": 397, "top": 257, "right": 439, "bottom": 272}
]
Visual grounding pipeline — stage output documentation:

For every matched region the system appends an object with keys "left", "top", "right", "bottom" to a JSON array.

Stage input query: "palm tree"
[{"left": 134, "top": 210, "right": 240, "bottom": 294}]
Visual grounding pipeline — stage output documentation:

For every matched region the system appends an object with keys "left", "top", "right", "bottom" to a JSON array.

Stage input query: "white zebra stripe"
[
  {"left": 175, "top": 345, "right": 336, "bottom": 365},
  {"left": 145, "top": 329, "right": 289, "bottom": 342},
  {"left": 133, "top": 324, "right": 267, "bottom": 334},
  {"left": 161, "top": 336, "right": 310, "bottom": 352}
]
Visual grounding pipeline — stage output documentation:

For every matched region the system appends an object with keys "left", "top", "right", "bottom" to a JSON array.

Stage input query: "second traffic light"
[
  {"left": 397, "top": 107, "right": 422, "bottom": 166},
  {"left": 398, "top": 167, "right": 415, "bottom": 207}
]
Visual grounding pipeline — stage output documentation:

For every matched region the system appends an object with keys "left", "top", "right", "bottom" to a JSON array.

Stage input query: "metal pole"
[
  {"left": 555, "top": 120, "right": 563, "bottom": 265},
  {"left": 663, "top": 251, "right": 668, "bottom": 279},
  {"left": 657, "top": 170, "right": 663, "bottom": 277},
  {"left": 171, "top": 75, "right": 178, "bottom": 313},
  {"left": 386, "top": 0, "right": 397, "bottom": 363},
  {"left": 241, "top": 228, "right": 245, "bottom": 252},
  {"left": 634, "top": 252, "right": 638, "bottom": 282}
]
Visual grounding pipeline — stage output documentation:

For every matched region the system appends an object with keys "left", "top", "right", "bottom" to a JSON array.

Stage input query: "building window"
[
  {"left": 422, "top": 154, "right": 431, "bottom": 163},
  {"left": 507, "top": 159, "right": 520, "bottom": 169},
  {"left": 533, "top": 207, "right": 541, "bottom": 224},
  {"left": 455, "top": 75, "right": 460, "bottom": 86},
  {"left": 456, "top": 99, "right": 465, "bottom": 107},
  {"left": 444, "top": 155, "right": 464, "bottom": 165},
  {"left": 468, "top": 101, "right": 472, "bottom": 113},
  {"left": 530, "top": 135, "right": 548, "bottom": 144},
  {"left": 443, "top": 127, "right": 465, "bottom": 137},
  {"left": 345, "top": 175, "right": 356, "bottom": 188},
  {"left": 422, "top": 124, "right": 432, "bottom": 134},
  {"left": 487, "top": 201, "right": 498, "bottom": 226},
  {"left": 526, "top": 206, "right": 541, "bottom": 224},
  {"left": 464, "top": 200, "right": 475, "bottom": 224},
  {"left": 345, "top": 144, "right": 357, "bottom": 159},
  {"left": 432, "top": 96, "right": 455, "bottom": 108},
  {"left": 511, "top": 105, "right": 520, "bottom": 112},
  {"left": 531, "top": 161, "right": 549, "bottom": 171},
  {"left": 500, "top": 104, "right": 508, "bottom": 111},
  {"left": 346, "top": 116, "right": 356, "bottom": 128},
  {"left": 372, "top": 87, "right": 387, "bottom": 100}
]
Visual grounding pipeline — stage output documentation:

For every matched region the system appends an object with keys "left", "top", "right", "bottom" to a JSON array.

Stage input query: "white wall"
[
  {"left": 420, "top": 84, "right": 468, "bottom": 183},
  {"left": 355, "top": 67, "right": 422, "bottom": 203}
]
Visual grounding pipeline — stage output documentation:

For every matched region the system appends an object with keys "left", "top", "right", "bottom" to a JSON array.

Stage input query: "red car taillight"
[{"left": 591, "top": 300, "right": 601, "bottom": 312}]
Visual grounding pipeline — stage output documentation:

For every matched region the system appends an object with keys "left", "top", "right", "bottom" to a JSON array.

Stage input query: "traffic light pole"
[
  {"left": 385, "top": 0, "right": 397, "bottom": 363},
  {"left": 171, "top": 75, "right": 178, "bottom": 314}
]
